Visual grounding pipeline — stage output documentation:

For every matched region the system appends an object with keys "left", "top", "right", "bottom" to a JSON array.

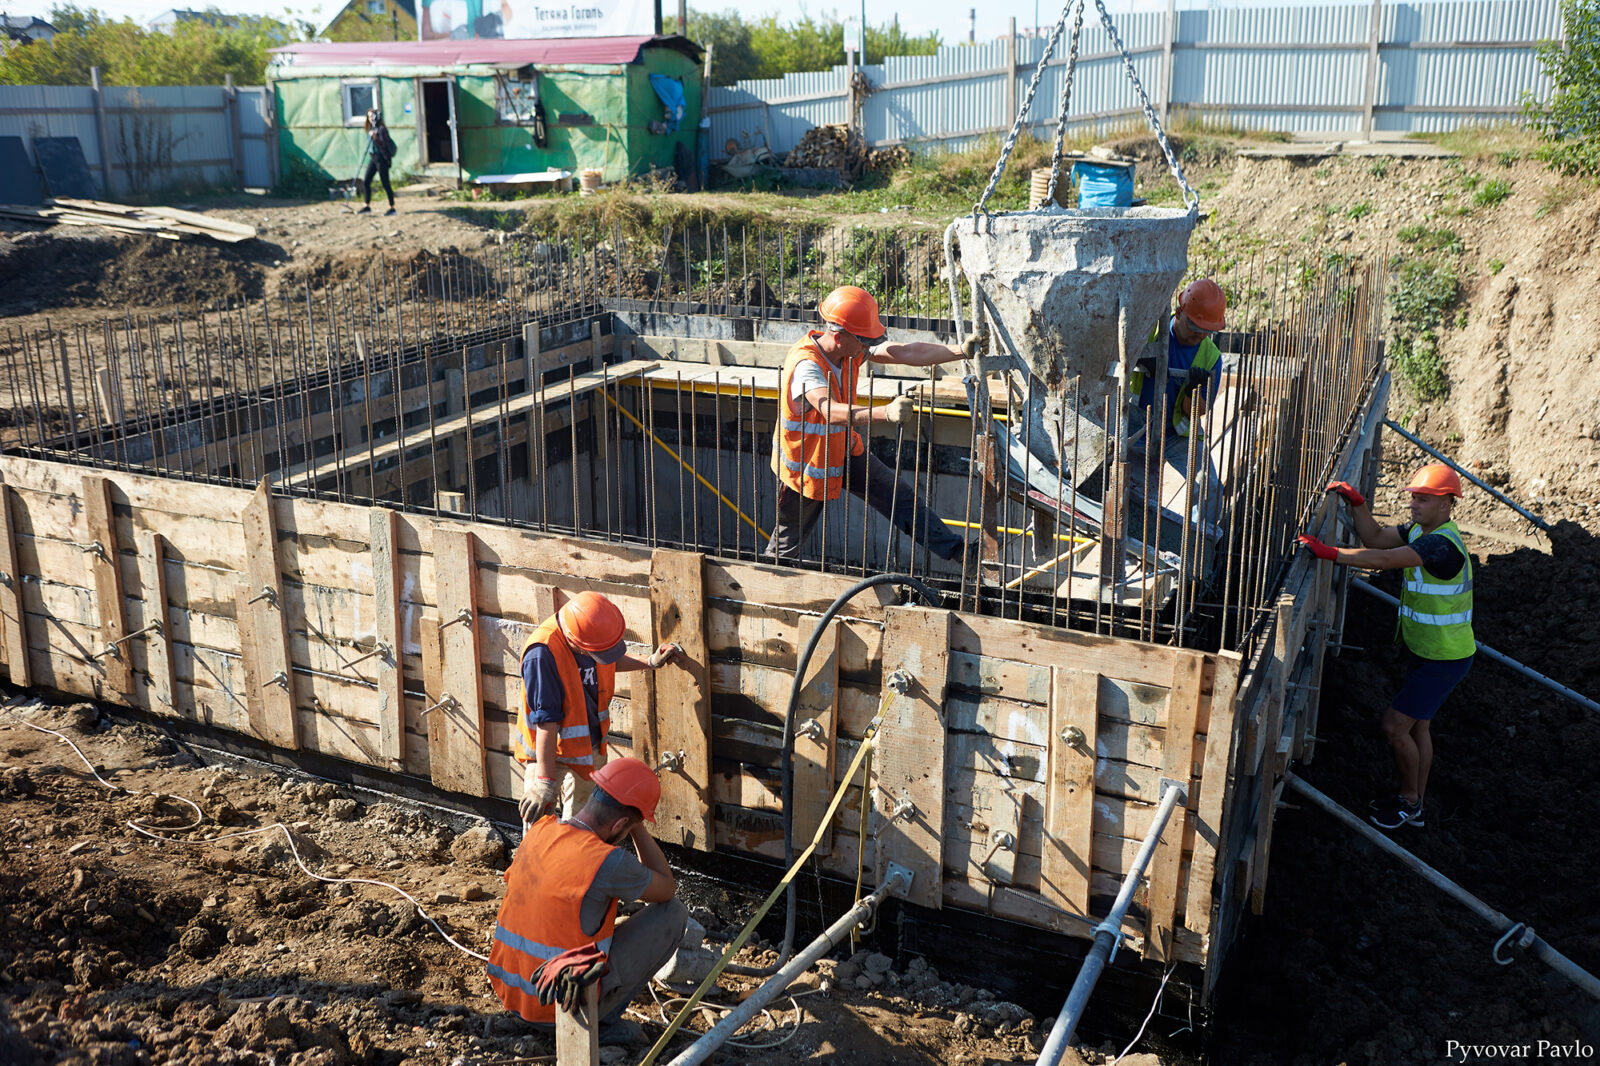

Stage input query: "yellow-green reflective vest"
[{"left": 1398, "top": 520, "right": 1475, "bottom": 660}]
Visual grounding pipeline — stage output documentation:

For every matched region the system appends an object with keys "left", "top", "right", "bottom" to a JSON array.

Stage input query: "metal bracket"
[
  {"left": 881, "top": 861, "right": 915, "bottom": 899},
  {"left": 91, "top": 620, "right": 162, "bottom": 660},
  {"left": 343, "top": 641, "right": 392, "bottom": 670},
  {"left": 246, "top": 586, "right": 278, "bottom": 608},
  {"left": 420, "top": 691, "right": 459, "bottom": 717},
  {"left": 1159, "top": 777, "right": 1190, "bottom": 806},
  {"left": 796, "top": 717, "right": 825, "bottom": 743},
  {"left": 657, "top": 749, "right": 685, "bottom": 774},
  {"left": 1059, "top": 724, "right": 1092, "bottom": 757},
  {"left": 439, "top": 608, "right": 473, "bottom": 631},
  {"left": 263, "top": 670, "right": 290, "bottom": 691},
  {"left": 1493, "top": 922, "right": 1536, "bottom": 965},
  {"left": 885, "top": 669, "right": 913, "bottom": 695},
  {"left": 74, "top": 541, "right": 108, "bottom": 561},
  {"left": 980, "top": 828, "right": 1017, "bottom": 870}
]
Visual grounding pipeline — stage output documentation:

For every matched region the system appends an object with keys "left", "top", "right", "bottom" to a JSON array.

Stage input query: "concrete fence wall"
[
  {"left": 709, "top": 0, "right": 1564, "bottom": 161},
  {"left": 0, "top": 75, "right": 275, "bottom": 198}
]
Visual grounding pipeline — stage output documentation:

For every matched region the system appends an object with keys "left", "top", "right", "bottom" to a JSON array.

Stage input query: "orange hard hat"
[
  {"left": 817, "top": 285, "right": 886, "bottom": 341},
  {"left": 556, "top": 591, "right": 627, "bottom": 664},
  {"left": 1178, "top": 278, "right": 1227, "bottom": 332},
  {"left": 591, "top": 756, "right": 661, "bottom": 823},
  {"left": 1405, "top": 463, "right": 1463, "bottom": 498}
]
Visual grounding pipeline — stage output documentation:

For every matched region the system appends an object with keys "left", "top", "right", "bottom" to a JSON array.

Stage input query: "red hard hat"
[
  {"left": 817, "top": 285, "right": 886, "bottom": 341},
  {"left": 1178, "top": 278, "right": 1227, "bottom": 332},
  {"left": 1405, "top": 463, "right": 1463, "bottom": 498},
  {"left": 556, "top": 591, "right": 627, "bottom": 664},
  {"left": 590, "top": 756, "right": 661, "bottom": 823}
]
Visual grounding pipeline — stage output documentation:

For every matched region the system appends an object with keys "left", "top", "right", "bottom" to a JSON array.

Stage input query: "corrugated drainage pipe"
[
  {"left": 1034, "top": 781, "right": 1188, "bottom": 1066},
  {"left": 664, "top": 865, "right": 914, "bottom": 1066}
]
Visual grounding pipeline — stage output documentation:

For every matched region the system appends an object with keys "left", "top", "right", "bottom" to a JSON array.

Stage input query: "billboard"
[{"left": 419, "top": 0, "right": 656, "bottom": 41}]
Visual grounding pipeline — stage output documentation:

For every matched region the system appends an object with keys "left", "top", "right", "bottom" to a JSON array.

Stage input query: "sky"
[{"left": 38, "top": 0, "right": 1321, "bottom": 46}]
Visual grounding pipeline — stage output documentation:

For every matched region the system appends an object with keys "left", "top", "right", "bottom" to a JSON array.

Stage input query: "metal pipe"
[
  {"left": 663, "top": 865, "right": 913, "bottom": 1066},
  {"left": 1350, "top": 578, "right": 1600, "bottom": 716},
  {"left": 1035, "top": 780, "right": 1188, "bottom": 1065},
  {"left": 1285, "top": 773, "right": 1600, "bottom": 1001},
  {"left": 1382, "top": 419, "right": 1550, "bottom": 532}
]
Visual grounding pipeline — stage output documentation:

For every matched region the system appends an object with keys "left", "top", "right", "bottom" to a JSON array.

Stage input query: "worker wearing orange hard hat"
[
  {"left": 488, "top": 755, "right": 687, "bottom": 1046},
  {"left": 765, "top": 284, "right": 980, "bottom": 567},
  {"left": 515, "top": 591, "right": 683, "bottom": 824},
  {"left": 1128, "top": 278, "right": 1228, "bottom": 533},
  {"left": 1299, "top": 463, "right": 1474, "bottom": 830}
]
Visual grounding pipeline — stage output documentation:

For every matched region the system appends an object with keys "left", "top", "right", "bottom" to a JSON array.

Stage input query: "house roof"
[{"left": 271, "top": 35, "right": 701, "bottom": 71}]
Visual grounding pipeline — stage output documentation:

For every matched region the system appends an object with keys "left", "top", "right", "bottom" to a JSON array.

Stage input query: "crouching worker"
[
  {"left": 516, "top": 591, "right": 681, "bottom": 824},
  {"left": 488, "top": 756, "right": 688, "bottom": 1045}
]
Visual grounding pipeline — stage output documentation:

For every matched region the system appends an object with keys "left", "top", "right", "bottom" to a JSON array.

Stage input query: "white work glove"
[
  {"left": 882, "top": 395, "right": 917, "bottom": 425},
  {"left": 648, "top": 642, "right": 684, "bottom": 669},
  {"left": 520, "top": 764, "right": 560, "bottom": 825}
]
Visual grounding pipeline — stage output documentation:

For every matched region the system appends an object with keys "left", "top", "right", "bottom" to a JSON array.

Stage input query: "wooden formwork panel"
[{"left": 0, "top": 452, "right": 1233, "bottom": 970}]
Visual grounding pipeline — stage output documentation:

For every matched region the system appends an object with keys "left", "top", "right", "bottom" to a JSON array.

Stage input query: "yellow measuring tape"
[{"left": 637, "top": 719, "right": 883, "bottom": 1066}]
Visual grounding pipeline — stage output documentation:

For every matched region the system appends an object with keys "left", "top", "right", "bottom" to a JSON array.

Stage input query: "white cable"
[
  {"left": 647, "top": 982, "right": 813, "bottom": 1050},
  {"left": 2, "top": 706, "right": 489, "bottom": 963},
  {"left": 1109, "top": 964, "right": 1174, "bottom": 1065}
]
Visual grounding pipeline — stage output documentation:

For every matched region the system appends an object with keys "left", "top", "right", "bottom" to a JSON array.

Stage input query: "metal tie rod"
[
  {"left": 1351, "top": 578, "right": 1600, "bottom": 717},
  {"left": 1285, "top": 774, "right": 1600, "bottom": 1001},
  {"left": 1035, "top": 780, "right": 1188, "bottom": 1066},
  {"left": 1383, "top": 420, "right": 1550, "bottom": 532},
  {"left": 664, "top": 864, "right": 914, "bottom": 1066}
]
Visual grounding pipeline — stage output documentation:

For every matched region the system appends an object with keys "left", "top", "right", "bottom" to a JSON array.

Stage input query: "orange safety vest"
[
  {"left": 771, "top": 332, "right": 866, "bottom": 502},
  {"left": 514, "top": 616, "right": 614, "bottom": 778},
  {"left": 487, "top": 816, "right": 618, "bottom": 1023}
]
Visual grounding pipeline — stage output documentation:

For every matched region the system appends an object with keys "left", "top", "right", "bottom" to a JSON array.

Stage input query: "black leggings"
[{"left": 363, "top": 156, "right": 393, "bottom": 207}]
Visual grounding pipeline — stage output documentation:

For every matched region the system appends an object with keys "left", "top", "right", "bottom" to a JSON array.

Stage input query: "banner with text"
[{"left": 420, "top": 0, "right": 655, "bottom": 41}]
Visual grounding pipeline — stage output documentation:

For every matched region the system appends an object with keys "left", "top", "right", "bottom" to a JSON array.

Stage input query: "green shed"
[{"left": 266, "top": 36, "right": 704, "bottom": 188}]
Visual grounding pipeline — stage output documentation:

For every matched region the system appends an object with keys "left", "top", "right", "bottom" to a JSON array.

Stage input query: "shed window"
[
  {"left": 342, "top": 81, "right": 378, "bottom": 127},
  {"left": 366, "top": 0, "right": 386, "bottom": 12},
  {"left": 496, "top": 73, "right": 539, "bottom": 125}
]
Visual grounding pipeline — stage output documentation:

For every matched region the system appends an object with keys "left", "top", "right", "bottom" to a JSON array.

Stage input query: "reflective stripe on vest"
[
  {"left": 772, "top": 334, "right": 864, "bottom": 502},
  {"left": 1398, "top": 520, "right": 1475, "bottom": 659},
  {"left": 487, "top": 817, "right": 618, "bottom": 1024},
  {"left": 514, "top": 617, "right": 616, "bottom": 775}
]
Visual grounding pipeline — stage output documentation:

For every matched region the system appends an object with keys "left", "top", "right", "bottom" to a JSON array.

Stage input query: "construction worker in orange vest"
[
  {"left": 765, "top": 284, "right": 983, "bottom": 566},
  {"left": 489, "top": 756, "right": 687, "bottom": 1046},
  {"left": 516, "top": 591, "right": 682, "bottom": 824},
  {"left": 1299, "top": 464, "right": 1475, "bottom": 831}
]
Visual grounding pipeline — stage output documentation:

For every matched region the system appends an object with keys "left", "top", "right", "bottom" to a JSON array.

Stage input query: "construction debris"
[{"left": 0, "top": 198, "right": 255, "bottom": 243}]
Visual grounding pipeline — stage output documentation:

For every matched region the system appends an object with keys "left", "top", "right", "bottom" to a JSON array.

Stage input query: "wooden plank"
[
  {"left": 136, "top": 530, "right": 176, "bottom": 716},
  {"left": 420, "top": 612, "right": 446, "bottom": 773},
  {"left": 0, "top": 481, "right": 30, "bottom": 687},
  {"left": 432, "top": 527, "right": 487, "bottom": 796},
  {"left": 82, "top": 475, "right": 132, "bottom": 699},
  {"left": 981, "top": 784, "right": 1022, "bottom": 885},
  {"left": 233, "top": 583, "right": 269, "bottom": 742},
  {"left": 875, "top": 606, "right": 951, "bottom": 909},
  {"left": 555, "top": 983, "right": 599, "bottom": 1066},
  {"left": 1042, "top": 667, "right": 1098, "bottom": 916},
  {"left": 1250, "top": 597, "right": 1294, "bottom": 915},
  {"left": 371, "top": 508, "right": 405, "bottom": 770},
  {"left": 240, "top": 480, "right": 297, "bottom": 749},
  {"left": 1184, "top": 650, "right": 1243, "bottom": 939},
  {"left": 951, "top": 611, "right": 1179, "bottom": 683},
  {"left": 648, "top": 549, "right": 713, "bottom": 851},
  {"left": 790, "top": 618, "right": 840, "bottom": 855},
  {"left": 1144, "top": 649, "right": 1205, "bottom": 963}
]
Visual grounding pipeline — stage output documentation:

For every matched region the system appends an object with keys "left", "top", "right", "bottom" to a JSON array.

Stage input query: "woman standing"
[{"left": 361, "top": 107, "right": 397, "bottom": 216}]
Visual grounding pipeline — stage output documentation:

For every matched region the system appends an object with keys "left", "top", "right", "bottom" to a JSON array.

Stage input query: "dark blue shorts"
[{"left": 1391, "top": 653, "right": 1474, "bottom": 721}]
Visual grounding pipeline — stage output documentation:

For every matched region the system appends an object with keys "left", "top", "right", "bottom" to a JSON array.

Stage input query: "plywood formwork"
[{"left": 0, "top": 449, "right": 1267, "bottom": 968}]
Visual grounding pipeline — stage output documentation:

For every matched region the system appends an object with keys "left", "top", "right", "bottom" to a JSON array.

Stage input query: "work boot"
[
  {"left": 1369, "top": 795, "right": 1425, "bottom": 828},
  {"left": 596, "top": 1018, "right": 645, "bottom": 1046}
]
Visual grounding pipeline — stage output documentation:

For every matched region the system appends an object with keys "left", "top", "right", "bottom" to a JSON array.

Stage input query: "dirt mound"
[{"left": 0, "top": 233, "right": 266, "bottom": 315}]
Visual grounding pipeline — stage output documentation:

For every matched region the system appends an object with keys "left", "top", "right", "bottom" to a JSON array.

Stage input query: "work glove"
[
  {"left": 531, "top": 943, "right": 610, "bottom": 1014},
  {"left": 960, "top": 327, "right": 990, "bottom": 360},
  {"left": 1297, "top": 534, "right": 1339, "bottom": 562},
  {"left": 882, "top": 395, "right": 917, "bottom": 425},
  {"left": 520, "top": 764, "right": 560, "bottom": 825},
  {"left": 1325, "top": 481, "right": 1366, "bottom": 507},
  {"left": 648, "top": 642, "right": 683, "bottom": 669}
]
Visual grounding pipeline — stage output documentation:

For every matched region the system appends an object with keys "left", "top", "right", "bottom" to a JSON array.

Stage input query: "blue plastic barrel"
[{"left": 1072, "top": 160, "right": 1135, "bottom": 208}]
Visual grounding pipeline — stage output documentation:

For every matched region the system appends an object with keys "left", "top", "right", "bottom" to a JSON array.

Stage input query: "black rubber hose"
[{"left": 722, "top": 572, "right": 941, "bottom": 977}]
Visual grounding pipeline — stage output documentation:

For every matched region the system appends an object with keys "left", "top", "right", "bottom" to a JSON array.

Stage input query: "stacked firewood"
[
  {"left": 861, "top": 144, "right": 913, "bottom": 175},
  {"left": 785, "top": 125, "right": 913, "bottom": 178}
]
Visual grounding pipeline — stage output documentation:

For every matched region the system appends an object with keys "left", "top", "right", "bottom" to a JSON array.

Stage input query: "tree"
[
  {"left": 666, "top": 8, "right": 941, "bottom": 86},
  {"left": 1525, "top": 0, "right": 1600, "bottom": 179},
  {"left": 0, "top": 5, "right": 304, "bottom": 86}
]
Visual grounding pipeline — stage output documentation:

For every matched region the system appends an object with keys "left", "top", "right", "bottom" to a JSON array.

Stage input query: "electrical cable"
[
  {"left": 1109, "top": 964, "right": 1173, "bottom": 1065},
  {"left": 1, "top": 703, "right": 489, "bottom": 963},
  {"left": 645, "top": 983, "right": 820, "bottom": 1051},
  {"left": 726, "top": 572, "right": 940, "bottom": 979}
]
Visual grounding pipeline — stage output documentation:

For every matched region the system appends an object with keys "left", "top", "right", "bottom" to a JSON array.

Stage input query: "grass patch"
[
  {"left": 1388, "top": 256, "right": 1460, "bottom": 401},
  {"left": 1489, "top": 258, "right": 1506, "bottom": 275},
  {"left": 1397, "top": 225, "right": 1463, "bottom": 255},
  {"left": 1368, "top": 157, "right": 1390, "bottom": 178},
  {"left": 1473, "top": 178, "right": 1514, "bottom": 207},
  {"left": 1167, "top": 109, "right": 1293, "bottom": 142},
  {"left": 1347, "top": 200, "right": 1373, "bottom": 220},
  {"left": 1534, "top": 183, "right": 1580, "bottom": 218},
  {"left": 1411, "top": 121, "right": 1542, "bottom": 162}
]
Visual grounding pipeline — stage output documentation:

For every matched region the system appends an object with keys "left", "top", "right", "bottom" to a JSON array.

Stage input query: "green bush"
[
  {"left": 1396, "top": 225, "right": 1463, "bottom": 255},
  {"left": 1388, "top": 257, "right": 1460, "bottom": 401},
  {"left": 1489, "top": 258, "right": 1506, "bottom": 275},
  {"left": 1524, "top": 0, "right": 1600, "bottom": 179},
  {"left": 1346, "top": 200, "right": 1373, "bottom": 220},
  {"left": 1368, "top": 157, "right": 1390, "bottom": 178}
]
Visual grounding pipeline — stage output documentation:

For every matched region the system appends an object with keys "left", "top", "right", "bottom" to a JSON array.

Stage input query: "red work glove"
[
  {"left": 1325, "top": 481, "right": 1366, "bottom": 507},
  {"left": 531, "top": 943, "right": 610, "bottom": 1012},
  {"left": 1297, "top": 534, "right": 1339, "bottom": 561}
]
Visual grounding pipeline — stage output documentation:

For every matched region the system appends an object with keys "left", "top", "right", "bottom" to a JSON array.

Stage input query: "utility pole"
[
  {"left": 969, "top": 8, "right": 975, "bottom": 44},
  {"left": 677, "top": 0, "right": 687, "bottom": 34}
]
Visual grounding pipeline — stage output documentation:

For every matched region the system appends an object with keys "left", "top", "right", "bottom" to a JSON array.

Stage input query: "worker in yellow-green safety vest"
[
  {"left": 1127, "top": 278, "right": 1226, "bottom": 535},
  {"left": 1297, "top": 463, "right": 1475, "bottom": 832}
]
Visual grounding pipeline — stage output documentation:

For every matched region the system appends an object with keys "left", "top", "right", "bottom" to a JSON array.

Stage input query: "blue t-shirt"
[
  {"left": 1136, "top": 316, "right": 1216, "bottom": 414},
  {"left": 522, "top": 644, "right": 603, "bottom": 749}
]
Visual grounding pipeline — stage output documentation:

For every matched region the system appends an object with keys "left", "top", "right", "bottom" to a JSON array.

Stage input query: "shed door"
[
  {"left": 419, "top": 78, "right": 457, "bottom": 165},
  {"left": 237, "top": 86, "right": 274, "bottom": 188}
]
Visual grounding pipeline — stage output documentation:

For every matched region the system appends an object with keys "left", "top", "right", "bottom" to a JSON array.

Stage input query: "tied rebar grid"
[{"left": 0, "top": 226, "right": 1382, "bottom": 651}]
